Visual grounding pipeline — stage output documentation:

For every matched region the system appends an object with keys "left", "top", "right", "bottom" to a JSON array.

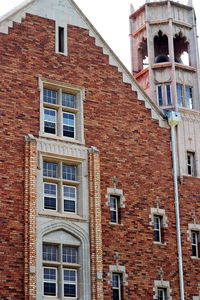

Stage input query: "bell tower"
[{"left": 130, "top": 0, "right": 200, "bottom": 111}]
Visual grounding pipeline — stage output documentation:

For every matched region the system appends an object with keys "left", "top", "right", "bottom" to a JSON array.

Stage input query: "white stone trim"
[
  {"left": 105, "top": 188, "right": 125, "bottom": 208},
  {"left": 0, "top": 0, "right": 167, "bottom": 129},
  {"left": 108, "top": 265, "right": 128, "bottom": 286},
  {"left": 153, "top": 280, "right": 172, "bottom": 300},
  {"left": 188, "top": 223, "right": 200, "bottom": 241},
  {"left": 36, "top": 220, "right": 91, "bottom": 299},
  {"left": 149, "top": 207, "right": 168, "bottom": 228}
]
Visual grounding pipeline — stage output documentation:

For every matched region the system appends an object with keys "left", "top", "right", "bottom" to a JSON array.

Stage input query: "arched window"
[
  {"left": 154, "top": 31, "right": 169, "bottom": 63},
  {"left": 173, "top": 32, "right": 190, "bottom": 66}
]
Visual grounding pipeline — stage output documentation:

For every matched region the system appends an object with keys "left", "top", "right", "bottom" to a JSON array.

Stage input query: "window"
[
  {"left": 58, "top": 26, "right": 65, "bottom": 53},
  {"left": 157, "top": 287, "right": 167, "bottom": 300},
  {"left": 154, "top": 215, "right": 163, "bottom": 243},
  {"left": 43, "top": 160, "right": 79, "bottom": 214},
  {"left": 166, "top": 85, "right": 172, "bottom": 106},
  {"left": 43, "top": 88, "right": 77, "bottom": 139},
  {"left": 157, "top": 85, "right": 163, "bottom": 106},
  {"left": 156, "top": 84, "right": 172, "bottom": 107},
  {"left": 177, "top": 83, "right": 193, "bottom": 109},
  {"left": 191, "top": 231, "right": 199, "bottom": 257},
  {"left": 112, "top": 273, "right": 122, "bottom": 300},
  {"left": 154, "top": 280, "right": 171, "bottom": 300},
  {"left": 187, "top": 152, "right": 195, "bottom": 176},
  {"left": 185, "top": 85, "right": 193, "bottom": 109},
  {"left": 110, "top": 195, "right": 120, "bottom": 224},
  {"left": 43, "top": 243, "right": 79, "bottom": 298},
  {"left": 39, "top": 78, "right": 85, "bottom": 143}
]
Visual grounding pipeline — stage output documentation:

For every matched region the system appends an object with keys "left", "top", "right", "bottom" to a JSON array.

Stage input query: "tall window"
[
  {"left": 43, "top": 160, "right": 79, "bottom": 214},
  {"left": 191, "top": 231, "right": 199, "bottom": 257},
  {"left": 177, "top": 83, "right": 193, "bottom": 109},
  {"left": 157, "top": 85, "right": 163, "bottom": 106},
  {"left": 112, "top": 273, "right": 122, "bottom": 300},
  {"left": 187, "top": 152, "right": 195, "bottom": 176},
  {"left": 43, "top": 88, "right": 77, "bottom": 139},
  {"left": 166, "top": 85, "right": 172, "bottom": 106},
  {"left": 43, "top": 243, "right": 79, "bottom": 298},
  {"left": 110, "top": 195, "right": 120, "bottom": 224},
  {"left": 154, "top": 215, "right": 163, "bottom": 243}
]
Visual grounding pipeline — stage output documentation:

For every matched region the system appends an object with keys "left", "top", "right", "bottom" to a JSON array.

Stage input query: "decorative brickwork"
[
  {"left": 88, "top": 147, "right": 103, "bottom": 300},
  {"left": 24, "top": 135, "right": 37, "bottom": 300}
]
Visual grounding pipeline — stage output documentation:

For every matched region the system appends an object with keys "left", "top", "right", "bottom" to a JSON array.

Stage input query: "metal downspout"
[{"left": 167, "top": 111, "right": 184, "bottom": 300}]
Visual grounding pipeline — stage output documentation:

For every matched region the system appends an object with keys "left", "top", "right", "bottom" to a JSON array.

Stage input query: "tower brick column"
[
  {"left": 88, "top": 146, "right": 104, "bottom": 300},
  {"left": 24, "top": 134, "right": 37, "bottom": 300}
]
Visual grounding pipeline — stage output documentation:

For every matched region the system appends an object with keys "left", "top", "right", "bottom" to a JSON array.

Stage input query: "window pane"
[
  {"left": 113, "top": 290, "right": 120, "bottom": 300},
  {"left": 44, "top": 109, "right": 56, "bottom": 134},
  {"left": 63, "top": 186, "right": 76, "bottom": 213},
  {"left": 43, "top": 244, "right": 58, "bottom": 261},
  {"left": 64, "top": 284, "right": 76, "bottom": 297},
  {"left": 176, "top": 84, "right": 183, "bottom": 107},
  {"left": 43, "top": 89, "right": 57, "bottom": 104},
  {"left": 63, "top": 269, "right": 77, "bottom": 297},
  {"left": 112, "top": 274, "right": 119, "bottom": 288},
  {"left": 185, "top": 86, "right": 193, "bottom": 109},
  {"left": 110, "top": 211, "right": 117, "bottom": 223},
  {"left": 62, "top": 93, "right": 76, "bottom": 108},
  {"left": 44, "top": 183, "right": 57, "bottom": 210},
  {"left": 63, "top": 113, "right": 75, "bottom": 138},
  {"left": 63, "top": 165, "right": 76, "bottom": 181},
  {"left": 44, "top": 282, "right": 56, "bottom": 296},
  {"left": 58, "top": 26, "right": 64, "bottom": 53},
  {"left": 158, "top": 288, "right": 167, "bottom": 300},
  {"left": 157, "top": 86, "right": 163, "bottom": 106},
  {"left": 43, "top": 268, "right": 57, "bottom": 296},
  {"left": 166, "top": 85, "right": 172, "bottom": 106},
  {"left": 63, "top": 247, "right": 78, "bottom": 264},
  {"left": 43, "top": 162, "right": 58, "bottom": 178}
]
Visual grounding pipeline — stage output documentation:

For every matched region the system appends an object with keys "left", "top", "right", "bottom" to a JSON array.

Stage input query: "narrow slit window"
[
  {"left": 58, "top": 26, "right": 65, "bottom": 53},
  {"left": 157, "top": 86, "right": 163, "bottom": 106},
  {"left": 187, "top": 152, "right": 195, "bottom": 176},
  {"left": 166, "top": 85, "right": 172, "bottom": 106}
]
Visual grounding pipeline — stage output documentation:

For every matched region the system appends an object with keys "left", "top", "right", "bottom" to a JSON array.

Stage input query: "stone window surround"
[
  {"left": 188, "top": 223, "right": 200, "bottom": 259},
  {"left": 105, "top": 188, "right": 125, "bottom": 208},
  {"left": 36, "top": 220, "right": 91, "bottom": 299},
  {"left": 107, "top": 265, "right": 128, "bottom": 287},
  {"left": 38, "top": 77, "right": 85, "bottom": 145},
  {"left": 37, "top": 139, "right": 89, "bottom": 220},
  {"left": 105, "top": 188, "right": 125, "bottom": 225},
  {"left": 55, "top": 22, "right": 68, "bottom": 56},
  {"left": 149, "top": 207, "right": 168, "bottom": 245},
  {"left": 153, "top": 280, "right": 172, "bottom": 300}
]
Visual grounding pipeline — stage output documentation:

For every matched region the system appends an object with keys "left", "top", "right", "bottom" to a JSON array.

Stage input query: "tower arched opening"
[{"left": 154, "top": 31, "right": 169, "bottom": 64}]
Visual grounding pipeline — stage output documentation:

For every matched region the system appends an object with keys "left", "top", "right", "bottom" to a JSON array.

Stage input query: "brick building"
[{"left": 0, "top": 0, "right": 199, "bottom": 299}]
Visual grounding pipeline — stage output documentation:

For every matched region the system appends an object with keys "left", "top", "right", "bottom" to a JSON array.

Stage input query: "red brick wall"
[{"left": 0, "top": 13, "right": 198, "bottom": 299}]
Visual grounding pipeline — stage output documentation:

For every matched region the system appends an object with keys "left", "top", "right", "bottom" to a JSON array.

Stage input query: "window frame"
[
  {"left": 157, "top": 287, "right": 167, "bottom": 300},
  {"left": 177, "top": 82, "right": 194, "bottom": 109},
  {"left": 63, "top": 268, "right": 78, "bottom": 299},
  {"left": 42, "top": 159, "right": 80, "bottom": 215},
  {"left": 43, "top": 182, "right": 58, "bottom": 212},
  {"left": 153, "top": 215, "right": 162, "bottom": 243},
  {"left": 191, "top": 231, "right": 199, "bottom": 257},
  {"left": 110, "top": 195, "right": 119, "bottom": 224},
  {"left": 156, "top": 84, "right": 172, "bottom": 107},
  {"left": 187, "top": 151, "right": 195, "bottom": 176},
  {"left": 39, "top": 77, "right": 85, "bottom": 144},
  {"left": 44, "top": 108, "right": 57, "bottom": 136},
  {"left": 43, "top": 266, "right": 57, "bottom": 297},
  {"left": 112, "top": 273, "right": 122, "bottom": 300}
]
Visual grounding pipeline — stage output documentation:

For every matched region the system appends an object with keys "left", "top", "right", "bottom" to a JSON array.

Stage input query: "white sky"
[{"left": 0, "top": 0, "right": 200, "bottom": 71}]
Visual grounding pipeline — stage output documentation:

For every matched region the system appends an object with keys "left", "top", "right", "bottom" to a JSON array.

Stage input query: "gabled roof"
[{"left": 0, "top": 0, "right": 167, "bottom": 128}]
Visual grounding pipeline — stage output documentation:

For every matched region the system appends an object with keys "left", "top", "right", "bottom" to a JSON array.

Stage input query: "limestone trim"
[
  {"left": 0, "top": 0, "right": 167, "bottom": 128},
  {"left": 37, "top": 138, "right": 88, "bottom": 160},
  {"left": 108, "top": 265, "right": 128, "bottom": 286},
  {"left": 24, "top": 134, "right": 37, "bottom": 299},
  {"left": 188, "top": 223, "right": 200, "bottom": 240},
  {"left": 105, "top": 188, "right": 126, "bottom": 208},
  {"left": 88, "top": 147, "right": 103, "bottom": 300},
  {"left": 153, "top": 280, "right": 172, "bottom": 300},
  {"left": 36, "top": 220, "right": 91, "bottom": 299},
  {"left": 149, "top": 207, "right": 168, "bottom": 228}
]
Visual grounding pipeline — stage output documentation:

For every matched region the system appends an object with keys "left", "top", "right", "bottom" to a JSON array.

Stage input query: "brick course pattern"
[
  {"left": 0, "top": 13, "right": 199, "bottom": 299},
  {"left": 24, "top": 135, "right": 37, "bottom": 300},
  {"left": 88, "top": 147, "right": 104, "bottom": 300}
]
